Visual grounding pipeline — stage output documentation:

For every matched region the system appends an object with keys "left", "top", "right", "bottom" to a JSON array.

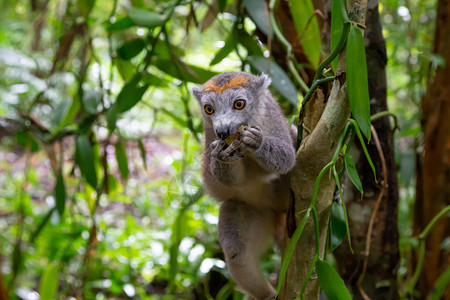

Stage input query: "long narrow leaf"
[
  {"left": 330, "top": 0, "right": 345, "bottom": 71},
  {"left": 247, "top": 56, "right": 298, "bottom": 106},
  {"left": 76, "top": 135, "right": 98, "bottom": 188},
  {"left": 289, "top": 0, "right": 321, "bottom": 68},
  {"left": 347, "top": 24, "right": 371, "bottom": 140},
  {"left": 39, "top": 263, "right": 59, "bottom": 300},
  {"left": 276, "top": 208, "right": 311, "bottom": 296},
  {"left": 115, "top": 141, "right": 129, "bottom": 181},
  {"left": 344, "top": 153, "right": 363, "bottom": 196},
  {"left": 243, "top": 0, "right": 272, "bottom": 38},
  {"left": 126, "top": 7, "right": 165, "bottom": 28},
  {"left": 116, "top": 75, "right": 150, "bottom": 113},
  {"left": 55, "top": 172, "right": 66, "bottom": 217}
]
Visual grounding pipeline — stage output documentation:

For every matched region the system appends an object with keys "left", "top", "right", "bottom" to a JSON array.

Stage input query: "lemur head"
[{"left": 192, "top": 72, "right": 271, "bottom": 140}]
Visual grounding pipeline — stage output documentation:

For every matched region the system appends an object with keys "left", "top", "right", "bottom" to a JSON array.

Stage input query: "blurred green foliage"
[{"left": 0, "top": 0, "right": 439, "bottom": 299}]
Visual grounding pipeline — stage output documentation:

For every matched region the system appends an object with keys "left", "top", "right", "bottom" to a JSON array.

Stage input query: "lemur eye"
[
  {"left": 204, "top": 104, "right": 214, "bottom": 115},
  {"left": 233, "top": 99, "right": 246, "bottom": 110}
]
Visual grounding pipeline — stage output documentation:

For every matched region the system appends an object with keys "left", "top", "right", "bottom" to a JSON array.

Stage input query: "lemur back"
[{"left": 192, "top": 72, "right": 296, "bottom": 300}]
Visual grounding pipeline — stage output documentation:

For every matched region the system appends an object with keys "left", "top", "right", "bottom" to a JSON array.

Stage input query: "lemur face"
[{"left": 192, "top": 72, "right": 270, "bottom": 140}]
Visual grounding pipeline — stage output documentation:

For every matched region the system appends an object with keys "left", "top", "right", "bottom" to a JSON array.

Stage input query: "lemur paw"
[
  {"left": 212, "top": 139, "right": 244, "bottom": 163},
  {"left": 240, "top": 126, "right": 263, "bottom": 152}
]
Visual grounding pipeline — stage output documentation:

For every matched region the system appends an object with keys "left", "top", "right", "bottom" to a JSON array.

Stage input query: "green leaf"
[
  {"left": 77, "top": 0, "right": 95, "bottom": 17},
  {"left": 289, "top": 0, "right": 321, "bottom": 68},
  {"left": 107, "top": 16, "right": 134, "bottom": 31},
  {"left": 116, "top": 75, "right": 150, "bottom": 113},
  {"left": 118, "top": 38, "right": 146, "bottom": 60},
  {"left": 349, "top": 119, "right": 377, "bottom": 181},
  {"left": 276, "top": 208, "right": 311, "bottom": 296},
  {"left": 153, "top": 58, "right": 218, "bottom": 83},
  {"left": 138, "top": 139, "right": 147, "bottom": 170},
  {"left": 76, "top": 135, "right": 98, "bottom": 188},
  {"left": 331, "top": 0, "right": 345, "bottom": 71},
  {"left": 316, "top": 259, "right": 352, "bottom": 300},
  {"left": 126, "top": 7, "right": 165, "bottom": 28},
  {"left": 61, "top": 98, "right": 81, "bottom": 128},
  {"left": 55, "top": 172, "right": 66, "bottom": 217},
  {"left": 429, "top": 265, "right": 450, "bottom": 300},
  {"left": 247, "top": 56, "right": 298, "bottom": 106},
  {"left": 82, "top": 90, "right": 100, "bottom": 114},
  {"left": 115, "top": 58, "right": 135, "bottom": 82},
  {"left": 106, "top": 104, "right": 117, "bottom": 132},
  {"left": 115, "top": 141, "right": 129, "bottom": 180},
  {"left": 347, "top": 24, "right": 371, "bottom": 140},
  {"left": 210, "top": 34, "right": 235, "bottom": 66},
  {"left": 344, "top": 153, "right": 363, "bottom": 195},
  {"left": 236, "top": 29, "right": 263, "bottom": 56},
  {"left": 330, "top": 202, "right": 346, "bottom": 251},
  {"left": 39, "top": 263, "right": 59, "bottom": 300},
  {"left": 243, "top": 0, "right": 273, "bottom": 38},
  {"left": 218, "top": 0, "right": 227, "bottom": 12}
]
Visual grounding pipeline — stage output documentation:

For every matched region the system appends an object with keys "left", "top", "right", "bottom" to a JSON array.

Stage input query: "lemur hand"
[
  {"left": 211, "top": 139, "right": 243, "bottom": 163},
  {"left": 240, "top": 126, "right": 263, "bottom": 152}
]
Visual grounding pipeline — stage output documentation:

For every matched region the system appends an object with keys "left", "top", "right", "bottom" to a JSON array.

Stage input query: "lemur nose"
[{"left": 216, "top": 128, "right": 230, "bottom": 140}]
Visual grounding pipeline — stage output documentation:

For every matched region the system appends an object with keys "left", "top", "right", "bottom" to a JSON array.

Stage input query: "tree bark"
[
  {"left": 279, "top": 0, "right": 368, "bottom": 298},
  {"left": 414, "top": 0, "right": 450, "bottom": 297},
  {"left": 332, "top": 1, "right": 400, "bottom": 299}
]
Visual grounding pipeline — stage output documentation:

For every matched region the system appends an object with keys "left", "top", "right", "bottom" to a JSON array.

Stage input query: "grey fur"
[{"left": 193, "top": 72, "right": 296, "bottom": 300}]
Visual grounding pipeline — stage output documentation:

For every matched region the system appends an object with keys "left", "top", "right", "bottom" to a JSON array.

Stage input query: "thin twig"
[{"left": 356, "top": 125, "right": 388, "bottom": 300}]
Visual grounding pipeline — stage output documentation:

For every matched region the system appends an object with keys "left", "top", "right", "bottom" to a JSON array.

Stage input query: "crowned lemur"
[{"left": 192, "top": 72, "right": 296, "bottom": 299}]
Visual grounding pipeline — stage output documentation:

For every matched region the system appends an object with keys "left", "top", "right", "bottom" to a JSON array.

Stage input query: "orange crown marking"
[{"left": 204, "top": 76, "right": 249, "bottom": 93}]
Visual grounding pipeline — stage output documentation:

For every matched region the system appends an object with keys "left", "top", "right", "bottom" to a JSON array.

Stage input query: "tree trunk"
[
  {"left": 414, "top": 0, "right": 450, "bottom": 297},
  {"left": 279, "top": 0, "right": 368, "bottom": 298},
  {"left": 332, "top": 1, "right": 400, "bottom": 299}
]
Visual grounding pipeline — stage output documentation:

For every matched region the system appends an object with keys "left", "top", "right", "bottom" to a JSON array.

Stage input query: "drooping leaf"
[
  {"left": 77, "top": 0, "right": 96, "bottom": 17},
  {"left": 115, "top": 58, "right": 135, "bottom": 82},
  {"left": 138, "top": 139, "right": 147, "bottom": 170},
  {"left": 126, "top": 7, "right": 165, "bottom": 28},
  {"left": 330, "top": 202, "right": 346, "bottom": 251},
  {"left": 55, "top": 172, "right": 66, "bottom": 217},
  {"left": 347, "top": 24, "right": 371, "bottom": 140},
  {"left": 331, "top": 0, "right": 345, "bottom": 71},
  {"left": 243, "top": 0, "right": 273, "bottom": 38},
  {"left": 39, "top": 263, "right": 59, "bottom": 300},
  {"left": 153, "top": 58, "right": 218, "bottom": 83},
  {"left": 316, "top": 259, "right": 352, "bottom": 300},
  {"left": 118, "top": 38, "right": 146, "bottom": 60},
  {"left": 115, "top": 141, "right": 129, "bottom": 180},
  {"left": 116, "top": 75, "right": 150, "bottom": 113},
  {"left": 106, "top": 104, "right": 117, "bottom": 132},
  {"left": 107, "top": 16, "right": 134, "bottom": 31},
  {"left": 210, "top": 34, "right": 235, "bottom": 66},
  {"left": 289, "top": 0, "right": 321, "bottom": 68},
  {"left": 247, "top": 56, "right": 298, "bottom": 106},
  {"left": 60, "top": 97, "right": 80, "bottom": 128},
  {"left": 344, "top": 153, "right": 363, "bottom": 195},
  {"left": 236, "top": 29, "right": 263, "bottom": 56},
  {"left": 76, "top": 135, "right": 98, "bottom": 188}
]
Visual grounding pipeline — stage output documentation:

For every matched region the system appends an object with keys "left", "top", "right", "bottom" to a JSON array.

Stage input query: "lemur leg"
[{"left": 218, "top": 200, "right": 277, "bottom": 300}]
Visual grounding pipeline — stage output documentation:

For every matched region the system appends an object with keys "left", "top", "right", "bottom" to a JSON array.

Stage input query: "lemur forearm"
[{"left": 252, "top": 137, "right": 296, "bottom": 174}]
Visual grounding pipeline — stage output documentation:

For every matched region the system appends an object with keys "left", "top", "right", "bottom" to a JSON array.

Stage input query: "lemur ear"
[
  {"left": 256, "top": 73, "right": 272, "bottom": 90},
  {"left": 192, "top": 86, "right": 203, "bottom": 101}
]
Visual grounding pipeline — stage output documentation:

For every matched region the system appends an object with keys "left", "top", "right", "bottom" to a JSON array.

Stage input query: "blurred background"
[{"left": 0, "top": 0, "right": 447, "bottom": 299}]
